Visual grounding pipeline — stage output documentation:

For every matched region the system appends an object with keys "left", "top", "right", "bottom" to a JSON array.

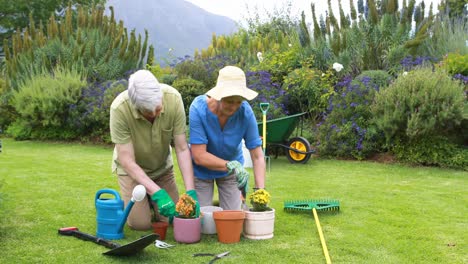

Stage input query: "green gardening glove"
[
  {"left": 186, "top": 189, "right": 200, "bottom": 218},
  {"left": 226, "top": 160, "right": 249, "bottom": 191},
  {"left": 151, "top": 189, "right": 176, "bottom": 219}
]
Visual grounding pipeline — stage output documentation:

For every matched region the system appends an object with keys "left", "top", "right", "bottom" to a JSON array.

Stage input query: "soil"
[{"left": 367, "top": 152, "right": 397, "bottom": 164}]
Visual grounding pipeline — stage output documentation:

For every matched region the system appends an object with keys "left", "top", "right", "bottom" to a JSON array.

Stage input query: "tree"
[
  {"left": 0, "top": 0, "right": 103, "bottom": 49},
  {"left": 438, "top": 0, "right": 468, "bottom": 19},
  {"left": 311, "top": 4, "right": 321, "bottom": 40}
]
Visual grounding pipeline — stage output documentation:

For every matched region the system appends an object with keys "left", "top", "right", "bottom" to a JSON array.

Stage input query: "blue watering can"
[{"left": 95, "top": 185, "right": 146, "bottom": 240}]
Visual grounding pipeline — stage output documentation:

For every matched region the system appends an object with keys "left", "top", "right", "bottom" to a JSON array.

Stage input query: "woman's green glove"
[
  {"left": 151, "top": 189, "right": 176, "bottom": 218},
  {"left": 186, "top": 189, "right": 200, "bottom": 218},
  {"left": 227, "top": 160, "right": 249, "bottom": 190}
]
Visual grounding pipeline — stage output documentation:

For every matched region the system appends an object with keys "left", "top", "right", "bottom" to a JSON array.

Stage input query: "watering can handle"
[{"left": 95, "top": 189, "right": 121, "bottom": 201}]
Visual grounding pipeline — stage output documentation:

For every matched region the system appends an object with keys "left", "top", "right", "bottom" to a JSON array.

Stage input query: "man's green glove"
[
  {"left": 226, "top": 160, "right": 249, "bottom": 191},
  {"left": 186, "top": 189, "right": 200, "bottom": 218},
  {"left": 151, "top": 189, "right": 176, "bottom": 218}
]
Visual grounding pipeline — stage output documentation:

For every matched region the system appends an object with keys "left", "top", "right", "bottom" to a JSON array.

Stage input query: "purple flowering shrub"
[
  {"left": 316, "top": 75, "right": 383, "bottom": 159},
  {"left": 67, "top": 79, "right": 128, "bottom": 142},
  {"left": 246, "top": 70, "right": 289, "bottom": 120},
  {"left": 453, "top": 73, "right": 468, "bottom": 86},
  {"left": 400, "top": 56, "right": 435, "bottom": 71}
]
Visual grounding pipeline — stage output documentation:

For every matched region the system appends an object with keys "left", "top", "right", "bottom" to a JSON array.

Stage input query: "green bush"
[
  {"left": 172, "top": 77, "right": 205, "bottom": 119},
  {"left": 373, "top": 68, "right": 464, "bottom": 141},
  {"left": 8, "top": 67, "right": 86, "bottom": 140},
  {"left": 444, "top": 52, "right": 468, "bottom": 76},
  {"left": 0, "top": 178, "right": 3, "bottom": 196},
  {"left": 283, "top": 68, "right": 321, "bottom": 116},
  {"left": 0, "top": 77, "right": 16, "bottom": 132},
  {"left": 393, "top": 137, "right": 468, "bottom": 170},
  {"left": 372, "top": 68, "right": 465, "bottom": 168},
  {"left": 159, "top": 74, "right": 177, "bottom": 85},
  {"left": 5, "top": 119, "right": 32, "bottom": 140},
  {"left": 174, "top": 60, "right": 212, "bottom": 88},
  {"left": 251, "top": 46, "right": 302, "bottom": 83},
  {"left": 146, "top": 64, "right": 174, "bottom": 80}
]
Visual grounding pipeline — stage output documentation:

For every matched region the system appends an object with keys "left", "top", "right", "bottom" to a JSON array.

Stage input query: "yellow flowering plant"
[
  {"left": 248, "top": 189, "right": 272, "bottom": 212},
  {"left": 175, "top": 194, "right": 197, "bottom": 218}
]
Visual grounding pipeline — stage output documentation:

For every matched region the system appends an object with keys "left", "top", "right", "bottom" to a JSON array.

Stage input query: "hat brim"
[{"left": 206, "top": 86, "right": 258, "bottom": 101}]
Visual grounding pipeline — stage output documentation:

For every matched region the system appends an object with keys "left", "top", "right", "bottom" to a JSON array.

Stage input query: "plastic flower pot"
[
  {"left": 152, "top": 221, "right": 169, "bottom": 240},
  {"left": 243, "top": 208, "right": 275, "bottom": 239},
  {"left": 213, "top": 210, "right": 245, "bottom": 244},
  {"left": 201, "top": 206, "right": 223, "bottom": 234},
  {"left": 173, "top": 217, "right": 201, "bottom": 244}
]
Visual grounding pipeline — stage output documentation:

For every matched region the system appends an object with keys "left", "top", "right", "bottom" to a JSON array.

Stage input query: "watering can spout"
[{"left": 117, "top": 185, "right": 147, "bottom": 234}]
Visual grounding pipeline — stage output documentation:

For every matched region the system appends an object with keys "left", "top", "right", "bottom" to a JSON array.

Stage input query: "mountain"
[{"left": 105, "top": 0, "right": 238, "bottom": 65}]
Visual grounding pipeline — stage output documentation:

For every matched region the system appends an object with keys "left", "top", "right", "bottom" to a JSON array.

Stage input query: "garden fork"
[{"left": 154, "top": 240, "right": 174, "bottom": 249}]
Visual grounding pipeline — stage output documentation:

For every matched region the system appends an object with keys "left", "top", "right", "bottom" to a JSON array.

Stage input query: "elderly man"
[{"left": 110, "top": 70, "right": 199, "bottom": 230}]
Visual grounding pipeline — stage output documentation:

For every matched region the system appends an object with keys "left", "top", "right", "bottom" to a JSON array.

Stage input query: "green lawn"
[{"left": 0, "top": 138, "right": 466, "bottom": 263}]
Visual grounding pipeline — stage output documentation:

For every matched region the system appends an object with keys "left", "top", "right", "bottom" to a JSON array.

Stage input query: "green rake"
[
  {"left": 284, "top": 199, "right": 340, "bottom": 264},
  {"left": 284, "top": 199, "right": 340, "bottom": 213}
]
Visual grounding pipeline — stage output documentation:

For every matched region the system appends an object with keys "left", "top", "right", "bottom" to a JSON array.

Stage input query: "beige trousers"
[
  {"left": 117, "top": 170, "right": 179, "bottom": 230},
  {"left": 195, "top": 173, "right": 241, "bottom": 210}
]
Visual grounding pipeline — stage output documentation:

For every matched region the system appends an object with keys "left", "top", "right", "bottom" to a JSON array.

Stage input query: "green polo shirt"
[{"left": 110, "top": 84, "right": 186, "bottom": 178}]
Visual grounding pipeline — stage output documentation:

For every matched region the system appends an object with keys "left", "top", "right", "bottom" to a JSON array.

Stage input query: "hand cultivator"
[
  {"left": 284, "top": 199, "right": 340, "bottom": 264},
  {"left": 154, "top": 240, "right": 175, "bottom": 249}
]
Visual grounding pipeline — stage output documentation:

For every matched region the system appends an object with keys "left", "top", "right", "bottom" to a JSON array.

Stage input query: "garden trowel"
[{"left": 58, "top": 227, "right": 158, "bottom": 256}]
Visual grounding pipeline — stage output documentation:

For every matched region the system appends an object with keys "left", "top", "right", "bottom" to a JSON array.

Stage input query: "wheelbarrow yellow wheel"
[{"left": 286, "top": 137, "right": 312, "bottom": 164}]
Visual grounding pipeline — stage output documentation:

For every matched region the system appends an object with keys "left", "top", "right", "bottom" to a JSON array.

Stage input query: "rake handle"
[{"left": 312, "top": 208, "right": 332, "bottom": 264}]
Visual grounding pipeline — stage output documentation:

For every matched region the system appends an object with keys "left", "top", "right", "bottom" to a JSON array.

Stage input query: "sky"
[{"left": 185, "top": 0, "right": 442, "bottom": 24}]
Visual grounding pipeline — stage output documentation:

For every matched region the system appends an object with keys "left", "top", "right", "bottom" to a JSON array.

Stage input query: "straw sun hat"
[{"left": 206, "top": 66, "right": 258, "bottom": 101}]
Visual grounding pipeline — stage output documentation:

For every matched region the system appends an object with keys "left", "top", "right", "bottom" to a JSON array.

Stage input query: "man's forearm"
[{"left": 175, "top": 147, "right": 195, "bottom": 190}]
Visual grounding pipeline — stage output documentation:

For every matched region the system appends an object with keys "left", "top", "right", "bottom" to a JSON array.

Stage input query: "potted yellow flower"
[
  {"left": 173, "top": 194, "right": 201, "bottom": 243},
  {"left": 249, "top": 189, "right": 272, "bottom": 212},
  {"left": 243, "top": 189, "right": 275, "bottom": 240}
]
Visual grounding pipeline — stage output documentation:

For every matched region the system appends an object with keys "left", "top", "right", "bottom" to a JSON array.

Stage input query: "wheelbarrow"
[{"left": 257, "top": 112, "right": 314, "bottom": 164}]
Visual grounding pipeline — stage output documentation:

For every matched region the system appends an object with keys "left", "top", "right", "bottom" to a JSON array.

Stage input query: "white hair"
[{"left": 127, "top": 70, "right": 162, "bottom": 112}]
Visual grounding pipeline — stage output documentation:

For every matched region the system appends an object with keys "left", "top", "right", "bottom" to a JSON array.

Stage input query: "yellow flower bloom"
[{"left": 248, "top": 189, "right": 272, "bottom": 212}]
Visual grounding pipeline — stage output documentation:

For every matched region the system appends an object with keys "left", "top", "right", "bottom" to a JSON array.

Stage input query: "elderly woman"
[
  {"left": 189, "top": 66, "right": 266, "bottom": 210},
  {"left": 109, "top": 70, "right": 199, "bottom": 230}
]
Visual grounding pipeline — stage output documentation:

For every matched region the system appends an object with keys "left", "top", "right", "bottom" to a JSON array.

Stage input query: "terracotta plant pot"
[
  {"left": 173, "top": 217, "right": 201, "bottom": 244},
  {"left": 243, "top": 208, "right": 275, "bottom": 240},
  {"left": 152, "top": 221, "right": 169, "bottom": 240},
  {"left": 213, "top": 210, "right": 245, "bottom": 244},
  {"left": 200, "top": 206, "right": 223, "bottom": 234}
]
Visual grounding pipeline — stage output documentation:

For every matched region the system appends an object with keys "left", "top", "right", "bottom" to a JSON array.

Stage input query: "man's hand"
[
  {"left": 151, "top": 189, "right": 176, "bottom": 218},
  {"left": 186, "top": 189, "right": 200, "bottom": 218},
  {"left": 226, "top": 160, "right": 249, "bottom": 191}
]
